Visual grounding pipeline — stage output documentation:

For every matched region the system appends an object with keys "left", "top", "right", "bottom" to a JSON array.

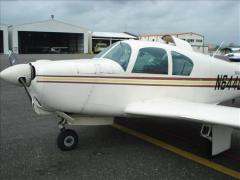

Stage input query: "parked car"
[{"left": 94, "top": 43, "right": 108, "bottom": 54}]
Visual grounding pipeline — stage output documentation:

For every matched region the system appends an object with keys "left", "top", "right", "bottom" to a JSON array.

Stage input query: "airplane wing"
[{"left": 125, "top": 98, "right": 240, "bottom": 129}]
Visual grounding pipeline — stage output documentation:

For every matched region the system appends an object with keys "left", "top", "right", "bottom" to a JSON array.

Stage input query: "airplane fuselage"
[{"left": 27, "top": 40, "right": 240, "bottom": 116}]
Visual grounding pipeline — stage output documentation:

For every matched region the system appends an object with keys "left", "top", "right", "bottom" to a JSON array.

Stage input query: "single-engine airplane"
[{"left": 0, "top": 35, "right": 239, "bottom": 155}]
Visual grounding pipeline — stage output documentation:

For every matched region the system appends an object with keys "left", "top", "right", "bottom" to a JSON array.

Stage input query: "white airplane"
[{"left": 1, "top": 35, "right": 239, "bottom": 155}]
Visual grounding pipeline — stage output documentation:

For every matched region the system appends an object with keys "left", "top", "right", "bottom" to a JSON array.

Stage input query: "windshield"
[{"left": 103, "top": 42, "right": 131, "bottom": 71}]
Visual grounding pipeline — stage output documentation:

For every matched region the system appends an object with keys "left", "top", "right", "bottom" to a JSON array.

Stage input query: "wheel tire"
[{"left": 57, "top": 129, "right": 78, "bottom": 151}]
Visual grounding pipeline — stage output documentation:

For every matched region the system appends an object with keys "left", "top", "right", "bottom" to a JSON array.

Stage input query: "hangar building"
[
  {"left": 9, "top": 19, "right": 89, "bottom": 54},
  {"left": 140, "top": 32, "right": 208, "bottom": 54},
  {"left": 90, "top": 32, "right": 137, "bottom": 53},
  {"left": 0, "top": 24, "right": 9, "bottom": 54}
]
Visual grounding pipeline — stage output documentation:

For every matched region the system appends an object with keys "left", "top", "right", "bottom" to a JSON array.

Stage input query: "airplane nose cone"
[{"left": 0, "top": 64, "right": 32, "bottom": 86}]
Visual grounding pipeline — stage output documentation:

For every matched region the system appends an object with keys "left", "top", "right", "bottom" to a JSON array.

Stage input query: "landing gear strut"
[
  {"left": 58, "top": 118, "right": 67, "bottom": 131},
  {"left": 57, "top": 118, "right": 78, "bottom": 151}
]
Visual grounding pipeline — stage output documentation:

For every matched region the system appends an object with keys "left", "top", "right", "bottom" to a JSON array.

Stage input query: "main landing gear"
[
  {"left": 57, "top": 118, "right": 78, "bottom": 151},
  {"left": 200, "top": 124, "right": 233, "bottom": 155}
]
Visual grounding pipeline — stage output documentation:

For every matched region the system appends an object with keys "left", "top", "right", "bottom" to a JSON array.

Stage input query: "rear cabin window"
[
  {"left": 132, "top": 47, "right": 168, "bottom": 74},
  {"left": 171, "top": 51, "right": 193, "bottom": 76}
]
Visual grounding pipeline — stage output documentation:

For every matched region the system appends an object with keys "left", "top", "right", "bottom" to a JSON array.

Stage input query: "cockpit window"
[
  {"left": 132, "top": 47, "right": 168, "bottom": 74},
  {"left": 171, "top": 51, "right": 193, "bottom": 76},
  {"left": 103, "top": 43, "right": 131, "bottom": 71}
]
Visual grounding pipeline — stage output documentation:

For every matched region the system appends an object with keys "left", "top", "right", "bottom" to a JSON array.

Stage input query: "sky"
[{"left": 0, "top": 0, "right": 239, "bottom": 45}]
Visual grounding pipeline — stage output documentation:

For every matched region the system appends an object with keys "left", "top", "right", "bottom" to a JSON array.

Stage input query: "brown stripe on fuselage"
[
  {"left": 36, "top": 80, "right": 214, "bottom": 87},
  {"left": 36, "top": 75, "right": 216, "bottom": 88},
  {"left": 36, "top": 75, "right": 217, "bottom": 81}
]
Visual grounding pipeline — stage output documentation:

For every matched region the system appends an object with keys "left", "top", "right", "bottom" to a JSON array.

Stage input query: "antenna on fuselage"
[{"left": 213, "top": 41, "right": 224, "bottom": 57}]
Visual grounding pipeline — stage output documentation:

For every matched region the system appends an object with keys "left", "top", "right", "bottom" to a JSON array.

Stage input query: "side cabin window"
[
  {"left": 171, "top": 51, "right": 193, "bottom": 76},
  {"left": 132, "top": 47, "right": 168, "bottom": 74}
]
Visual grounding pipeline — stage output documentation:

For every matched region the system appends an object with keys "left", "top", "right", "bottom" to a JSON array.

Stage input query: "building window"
[
  {"left": 196, "top": 39, "right": 203, "bottom": 43},
  {"left": 187, "top": 39, "right": 194, "bottom": 43},
  {"left": 172, "top": 51, "right": 193, "bottom": 76},
  {"left": 132, "top": 47, "right": 168, "bottom": 74}
]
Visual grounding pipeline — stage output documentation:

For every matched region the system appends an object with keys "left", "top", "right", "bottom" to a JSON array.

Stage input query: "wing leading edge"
[{"left": 125, "top": 98, "right": 240, "bottom": 129}]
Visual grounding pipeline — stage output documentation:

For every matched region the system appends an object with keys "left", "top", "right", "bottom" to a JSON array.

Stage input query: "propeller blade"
[{"left": 19, "top": 77, "right": 33, "bottom": 102}]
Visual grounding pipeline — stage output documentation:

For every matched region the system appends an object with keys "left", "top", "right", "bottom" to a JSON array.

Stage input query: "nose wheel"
[{"left": 57, "top": 129, "right": 78, "bottom": 151}]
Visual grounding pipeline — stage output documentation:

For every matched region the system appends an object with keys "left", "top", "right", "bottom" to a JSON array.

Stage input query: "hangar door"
[
  {"left": 18, "top": 31, "right": 84, "bottom": 54},
  {"left": 0, "top": 30, "right": 3, "bottom": 54}
]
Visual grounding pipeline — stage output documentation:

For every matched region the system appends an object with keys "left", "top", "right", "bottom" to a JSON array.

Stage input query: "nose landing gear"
[
  {"left": 55, "top": 112, "right": 113, "bottom": 151},
  {"left": 57, "top": 129, "right": 78, "bottom": 151},
  {"left": 57, "top": 118, "right": 78, "bottom": 151}
]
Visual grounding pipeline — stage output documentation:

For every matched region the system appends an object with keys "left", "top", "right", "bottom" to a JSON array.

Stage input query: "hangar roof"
[
  {"left": 92, "top": 32, "right": 137, "bottom": 39},
  {"left": 0, "top": 24, "right": 8, "bottom": 30},
  {"left": 141, "top": 32, "right": 203, "bottom": 37},
  {"left": 9, "top": 19, "right": 88, "bottom": 33},
  {"left": 0, "top": 23, "right": 8, "bottom": 26}
]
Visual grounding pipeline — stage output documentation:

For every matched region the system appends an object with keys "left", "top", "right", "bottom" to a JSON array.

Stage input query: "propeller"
[
  {"left": 18, "top": 63, "right": 36, "bottom": 102},
  {"left": 18, "top": 77, "right": 33, "bottom": 102},
  {"left": 1, "top": 52, "right": 44, "bottom": 111},
  {"left": 1, "top": 51, "right": 36, "bottom": 103}
]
